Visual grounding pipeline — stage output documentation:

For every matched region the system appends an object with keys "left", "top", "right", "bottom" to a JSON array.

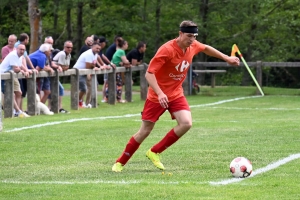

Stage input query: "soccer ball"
[{"left": 230, "top": 157, "right": 252, "bottom": 178}]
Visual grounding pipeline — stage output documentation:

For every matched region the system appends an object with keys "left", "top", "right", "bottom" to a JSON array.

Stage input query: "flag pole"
[{"left": 231, "top": 44, "right": 264, "bottom": 96}]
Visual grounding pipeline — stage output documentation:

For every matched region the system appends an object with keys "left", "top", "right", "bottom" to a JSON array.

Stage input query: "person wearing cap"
[
  {"left": 112, "top": 20, "right": 240, "bottom": 172},
  {"left": 97, "top": 36, "right": 116, "bottom": 103}
]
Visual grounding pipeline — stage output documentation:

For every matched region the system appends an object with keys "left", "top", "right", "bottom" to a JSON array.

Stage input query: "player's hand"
[
  {"left": 158, "top": 92, "right": 169, "bottom": 108},
  {"left": 226, "top": 56, "right": 240, "bottom": 66}
]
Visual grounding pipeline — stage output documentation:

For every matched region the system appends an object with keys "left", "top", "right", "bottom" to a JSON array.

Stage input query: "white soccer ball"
[{"left": 230, "top": 157, "right": 253, "bottom": 178}]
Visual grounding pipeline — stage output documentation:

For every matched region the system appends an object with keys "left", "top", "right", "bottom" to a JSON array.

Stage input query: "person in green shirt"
[{"left": 110, "top": 39, "right": 131, "bottom": 103}]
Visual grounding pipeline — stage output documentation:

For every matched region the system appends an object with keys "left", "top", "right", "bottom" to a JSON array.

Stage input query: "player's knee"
[{"left": 181, "top": 121, "right": 192, "bottom": 131}]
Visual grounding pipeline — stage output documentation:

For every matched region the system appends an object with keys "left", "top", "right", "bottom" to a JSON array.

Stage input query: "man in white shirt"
[
  {"left": 0, "top": 44, "right": 30, "bottom": 117},
  {"left": 73, "top": 42, "right": 101, "bottom": 107},
  {"left": 50, "top": 40, "right": 73, "bottom": 113}
]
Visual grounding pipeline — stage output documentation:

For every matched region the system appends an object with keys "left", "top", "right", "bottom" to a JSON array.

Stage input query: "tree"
[{"left": 28, "top": 0, "right": 41, "bottom": 53}]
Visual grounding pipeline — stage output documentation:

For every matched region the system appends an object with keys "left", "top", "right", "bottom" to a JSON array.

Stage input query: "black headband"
[{"left": 180, "top": 26, "right": 198, "bottom": 36}]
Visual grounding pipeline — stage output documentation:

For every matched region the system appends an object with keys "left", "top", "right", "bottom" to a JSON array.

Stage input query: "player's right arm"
[{"left": 145, "top": 72, "right": 169, "bottom": 108}]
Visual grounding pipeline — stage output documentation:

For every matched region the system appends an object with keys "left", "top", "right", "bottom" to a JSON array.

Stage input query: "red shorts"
[{"left": 141, "top": 96, "right": 190, "bottom": 123}]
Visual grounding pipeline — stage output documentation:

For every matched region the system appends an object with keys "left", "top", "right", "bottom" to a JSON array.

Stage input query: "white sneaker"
[
  {"left": 86, "top": 104, "right": 92, "bottom": 108},
  {"left": 19, "top": 112, "right": 30, "bottom": 118}
]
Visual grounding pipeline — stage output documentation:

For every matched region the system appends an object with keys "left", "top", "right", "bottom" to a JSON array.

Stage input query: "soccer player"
[{"left": 112, "top": 20, "right": 240, "bottom": 172}]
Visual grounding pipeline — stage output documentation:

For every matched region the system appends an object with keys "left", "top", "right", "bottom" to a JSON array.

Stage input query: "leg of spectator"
[
  {"left": 58, "top": 82, "right": 64, "bottom": 110},
  {"left": 78, "top": 75, "right": 87, "bottom": 107},
  {"left": 85, "top": 74, "right": 91, "bottom": 105},
  {"left": 41, "top": 90, "right": 51, "bottom": 104},
  {"left": 14, "top": 91, "right": 22, "bottom": 111},
  {"left": 40, "top": 77, "right": 51, "bottom": 104},
  {"left": 116, "top": 73, "right": 123, "bottom": 102},
  {"left": 102, "top": 73, "right": 108, "bottom": 102}
]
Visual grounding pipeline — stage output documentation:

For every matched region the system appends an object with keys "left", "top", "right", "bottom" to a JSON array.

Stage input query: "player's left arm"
[{"left": 202, "top": 45, "right": 240, "bottom": 66}]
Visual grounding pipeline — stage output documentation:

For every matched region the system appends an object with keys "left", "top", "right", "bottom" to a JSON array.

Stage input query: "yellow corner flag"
[{"left": 231, "top": 44, "right": 264, "bottom": 96}]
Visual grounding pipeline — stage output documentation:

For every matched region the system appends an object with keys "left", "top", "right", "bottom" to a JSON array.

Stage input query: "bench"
[{"left": 193, "top": 70, "right": 227, "bottom": 88}]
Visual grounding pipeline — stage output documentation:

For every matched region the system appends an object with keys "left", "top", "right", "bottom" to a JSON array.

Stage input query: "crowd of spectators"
[{"left": 0, "top": 33, "right": 147, "bottom": 117}]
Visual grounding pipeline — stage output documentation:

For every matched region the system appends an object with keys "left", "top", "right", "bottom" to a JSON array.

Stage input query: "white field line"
[
  {"left": 0, "top": 179, "right": 206, "bottom": 185},
  {"left": 210, "top": 153, "right": 300, "bottom": 186},
  {"left": 194, "top": 106, "right": 300, "bottom": 111},
  {"left": 4, "top": 96, "right": 260, "bottom": 133},
  {"left": 2, "top": 153, "right": 299, "bottom": 186},
  {"left": 189, "top": 96, "right": 262, "bottom": 108}
]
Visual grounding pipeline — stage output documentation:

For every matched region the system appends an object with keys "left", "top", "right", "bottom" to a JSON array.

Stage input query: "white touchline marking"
[
  {"left": 210, "top": 153, "right": 300, "bottom": 186},
  {"left": 189, "top": 96, "right": 262, "bottom": 108},
  {"left": 4, "top": 114, "right": 140, "bottom": 133},
  {"left": 194, "top": 106, "right": 300, "bottom": 111},
  {"left": 4, "top": 96, "right": 260, "bottom": 133},
  {"left": 1, "top": 179, "right": 207, "bottom": 185}
]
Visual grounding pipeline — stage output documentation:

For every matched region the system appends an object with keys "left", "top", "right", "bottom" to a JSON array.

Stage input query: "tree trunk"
[
  {"left": 142, "top": 0, "right": 147, "bottom": 42},
  {"left": 28, "top": 0, "right": 41, "bottom": 53},
  {"left": 53, "top": 0, "right": 59, "bottom": 40},
  {"left": 155, "top": 0, "right": 161, "bottom": 52},
  {"left": 199, "top": 0, "right": 209, "bottom": 62},
  {"left": 66, "top": 8, "right": 72, "bottom": 40},
  {"left": 198, "top": 0, "right": 209, "bottom": 85},
  {"left": 76, "top": 1, "right": 84, "bottom": 58}
]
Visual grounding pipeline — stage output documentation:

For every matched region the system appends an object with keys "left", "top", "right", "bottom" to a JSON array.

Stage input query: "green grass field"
[{"left": 1, "top": 86, "right": 300, "bottom": 200}]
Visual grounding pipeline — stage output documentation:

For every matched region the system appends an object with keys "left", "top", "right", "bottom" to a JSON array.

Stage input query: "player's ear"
[{"left": 179, "top": 31, "right": 183, "bottom": 38}]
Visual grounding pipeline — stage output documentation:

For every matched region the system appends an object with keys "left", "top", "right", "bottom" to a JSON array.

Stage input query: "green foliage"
[{"left": 0, "top": 0, "right": 300, "bottom": 86}]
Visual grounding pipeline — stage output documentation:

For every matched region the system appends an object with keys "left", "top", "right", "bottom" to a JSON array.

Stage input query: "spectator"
[
  {"left": 79, "top": 36, "right": 94, "bottom": 56},
  {"left": 1, "top": 34, "right": 17, "bottom": 59},
  {"left": 50, "top": 40, "right": 74, "bottom": 113},
  {"left": 78, "top": 36, "right": 101, "bottom": 107},
  {"left": 110, "top": 39, "right": 131, "bottom": 103},
  {"left": 14, "top": 33, "right": 36, "bottom": 72},
  {"left": 0, "top": 44, "right": 30, "bottom": 117},
  {"left": 73, "top": 42, "right": 100, "bottom": 107},
  {"left": 15, "top": 33, "right": 37, "bottom": 110},
  {"left": 29, "top": 44, "right": 54, "bottom": 103},
  {"left": 126, "top": 41, "right": 147, "bottom": 66},
  {"left": 105, "top": 35, "right": 123, "bottom": 61},
  {"left": 98, "top": 36, "right": 116, "bottom": 103}
]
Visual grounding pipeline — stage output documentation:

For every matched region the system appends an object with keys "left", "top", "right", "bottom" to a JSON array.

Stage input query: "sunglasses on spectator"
[{"left": 65, "top": 46, "right": 73, "bottom": 49}]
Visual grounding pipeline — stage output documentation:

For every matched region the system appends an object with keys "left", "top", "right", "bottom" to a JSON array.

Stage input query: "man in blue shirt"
[{"left": 29, "top": 43, "right": 54, "bottom": 103}]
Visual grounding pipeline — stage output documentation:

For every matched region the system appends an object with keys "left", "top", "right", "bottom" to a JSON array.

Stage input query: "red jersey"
[{"left": 147, "top": 39, "right": 206, "bottom": 103}]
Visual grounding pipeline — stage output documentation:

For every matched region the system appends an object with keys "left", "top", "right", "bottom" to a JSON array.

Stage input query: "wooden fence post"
[
  {"left": 211, "top": 73, "right": 216, "bottom": 88},
  {"left": 256, "top": 61, "right": 262, "bottom": 95},
  {"left": 70, "top": 68, "right": 79, "bottom": 110},
  {"left": 50, "top": 71, "right": 59, "bottom": 113},
  {"left": 140, "top": 64, "right": 147, "bottom": 100},
  {"left": 107, "top": 67, "right": 116, "bottom": 105},
  {"left": 91, "top": 72, "right": 98, "bottom": 108},
  {"left": 183, "top": 67, "right": 191, "bottom": 95},
  {"left": 4, "top": 71, "right": 15, "bottom": 118},
  {"left": 27, "top": 72, "right": 37, "bottom": 116},
  {"left": 125, "top": 67, "right": 132, "bottom": 102}
]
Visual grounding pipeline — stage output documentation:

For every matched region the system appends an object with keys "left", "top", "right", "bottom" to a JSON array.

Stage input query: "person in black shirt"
[
  {"left": 79, "top": 36, "right": 93, "bottom": 56},
  {"left": 126, "top": 41, "right": 146, "bottom": 66}
]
